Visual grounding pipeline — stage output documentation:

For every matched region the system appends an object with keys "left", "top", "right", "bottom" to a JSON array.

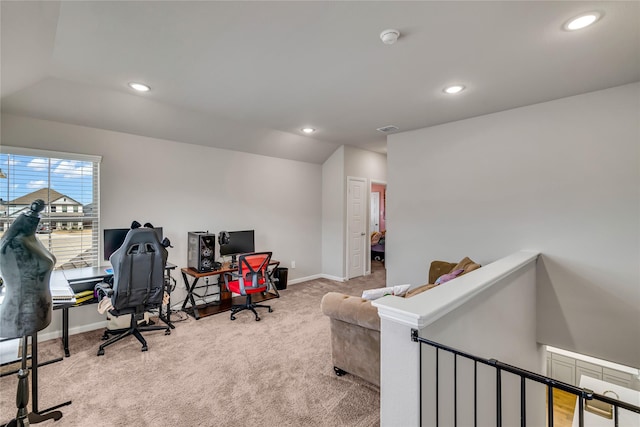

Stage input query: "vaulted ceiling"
[{"left": 2, "top": 1, "right": 638, "bottom": 164}]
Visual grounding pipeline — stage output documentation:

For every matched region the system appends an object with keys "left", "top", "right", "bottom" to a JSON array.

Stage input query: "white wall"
[
  {"left": 321, "top": 146, "right": 345, "bottom": 279},
  {"left": 387, "top": 83, "right": 640, "bottom": 368},
  {"left": 344, "top": 145, "right": 387, "bottom": 182},
  {"left": 321, "top": 145, "right": 387, "bottom": 280},
  {"left": 1, "top": 113, "right": 323, "bottom": 336}
]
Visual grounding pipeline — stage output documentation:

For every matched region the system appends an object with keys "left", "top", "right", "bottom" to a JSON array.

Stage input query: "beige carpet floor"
[{"left": 0, "top": 263, "right": 385, "bottom": 426}]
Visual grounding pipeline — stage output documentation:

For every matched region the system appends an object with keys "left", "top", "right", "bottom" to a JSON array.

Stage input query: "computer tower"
[{"left": 187, "top": 232, "right": 216, "bottom": 272}]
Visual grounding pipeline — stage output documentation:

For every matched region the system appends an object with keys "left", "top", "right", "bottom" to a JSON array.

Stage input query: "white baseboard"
[
  {"left": 38, "top": 320, "right": 107, "bottom": 342},
  {"left": 320, "top": 274, "right": 346, "bottom": 282},
  {"left": 285, "top": 273, "right": 346, "bottom": 286}
]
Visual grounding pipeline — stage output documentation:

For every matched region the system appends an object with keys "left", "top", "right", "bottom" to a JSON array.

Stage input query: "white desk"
[{"left": 572, "top": 376, "right": 640, "bottom": 427}]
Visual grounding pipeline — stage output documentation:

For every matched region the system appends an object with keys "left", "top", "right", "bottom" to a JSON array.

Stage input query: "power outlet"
[{"left": 291, "top": 260, "right": 296, "bottom": 269}]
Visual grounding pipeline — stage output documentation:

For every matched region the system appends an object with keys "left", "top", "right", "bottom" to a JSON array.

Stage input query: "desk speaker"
[{"left": 187, "top": 232, "right": 216, "bottom": 272}]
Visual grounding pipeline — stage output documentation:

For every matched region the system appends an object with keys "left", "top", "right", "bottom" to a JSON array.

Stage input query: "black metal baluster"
[
  {"left": 419, "top": 334, "right": 423, "bottom": 427},
  {"left": 474, "top": 361, "right": 478, "bottom": 427},
  {"left": 496, "top": 368, "right": 502, "bottom": 427},
  {"left": 547, "top": 386, "right": 554, "bottom": 427},
  {"left": 520, "top": 376, "right": 526, "bottom": 427},
  {"left": 614, "top": 405, "right": 619, "bottom": 427},
  {"left": 578, "top": 394, "right": 584, "bottom": 427},
  {"left": 454, "top": 354, "right": 458, "bottom": 427},
  {"left": 436, "top": 348, "right": 439, "bottom": 427},
  {"left": 411, "top": 329, "right": 422, "bottom": 426}
]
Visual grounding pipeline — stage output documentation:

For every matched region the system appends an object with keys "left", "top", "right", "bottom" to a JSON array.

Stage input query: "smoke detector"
[{"left": 380, "top": 29, "right": 400, "bottom": 45}]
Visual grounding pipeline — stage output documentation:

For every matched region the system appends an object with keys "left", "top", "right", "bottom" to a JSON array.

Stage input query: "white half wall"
[
  {"left": 1, "top": 113, "right": 322, "bottom": 337},
  {"left": 374, "top": 251, "right": 544, "bottom": 426},
  {"left": 386, "top": 83, "right": 640, "bottom": 368}
]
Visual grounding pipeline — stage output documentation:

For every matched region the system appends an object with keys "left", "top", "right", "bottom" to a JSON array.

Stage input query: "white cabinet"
[
  {"left": 550, "top": 353, "right": 576, "bottom": 385},
  {"left": 547, "top": 350, "right": 638, "bottom": 390},
  {"left": 602, "top": 367, "right": 634, "bottom": 389},
  {"left": 576, "top": 360, "right": 603, "bottom": 382}
]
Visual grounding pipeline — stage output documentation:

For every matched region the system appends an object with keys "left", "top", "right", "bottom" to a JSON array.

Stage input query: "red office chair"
[{"left": 223, "top": 252, "right": 273, "bottom": 321}]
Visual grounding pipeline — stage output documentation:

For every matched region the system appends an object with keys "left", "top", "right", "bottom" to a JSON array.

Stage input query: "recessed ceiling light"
[
  {"left": 301, "top": 127, "right": 316, "bottom": 134},
  {"left": 128, "top": 82, "right": 151, "bottom": 92},
  {"left": 443, "top": 85, "right": 465, "bottom": 95},
  {"left": 563, "top": 12, "right": 602, "bottom": 31}
]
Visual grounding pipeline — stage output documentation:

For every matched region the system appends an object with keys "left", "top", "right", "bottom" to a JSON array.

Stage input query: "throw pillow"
[
  {"left": 392, "top": 284, "right": 411, "bottom": 297},
  {"left": 362, "top": 284, "right": 411, "bottom": 300},
  {"left": 452, "top": 256, "right": 481, "bottom": 275},
  {"left": 361, "top": 287, "right": 389, "bottom": 300},
  {"left": 434, "top": 269, "right": 464, "bottom": 285}
]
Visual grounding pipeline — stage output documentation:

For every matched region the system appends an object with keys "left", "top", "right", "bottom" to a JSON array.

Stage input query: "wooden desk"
[{"left": 181, "top": 260, "right": 280, "bottom": 320}]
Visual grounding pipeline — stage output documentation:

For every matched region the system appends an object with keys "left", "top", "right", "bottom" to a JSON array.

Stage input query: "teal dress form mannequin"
[{"left": 0, "top": 199, "right": 55, "bottom": 338}]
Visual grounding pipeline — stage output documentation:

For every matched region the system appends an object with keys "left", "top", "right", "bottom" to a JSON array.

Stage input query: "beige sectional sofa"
[{"left": 320, "top": 258, "right": 480, "bottom": 386}]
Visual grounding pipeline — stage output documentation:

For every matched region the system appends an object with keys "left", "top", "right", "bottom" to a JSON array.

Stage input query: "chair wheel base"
[
  {"left": 230, "top": 315, "right": 236, "bottom": 320},
  {"left": 141, "top": 345, "right": 148, "bottom": 352},
  {"left": 97, "top": 349, "right": 105, "bottom": 356},
  {"left": 334, "top": 366, "right": 347, "bottom": 377}
]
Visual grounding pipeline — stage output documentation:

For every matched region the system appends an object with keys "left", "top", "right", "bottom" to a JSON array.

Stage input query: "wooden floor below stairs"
[{"left": 551, "top": 389, "right": 577, "bottom": 427}]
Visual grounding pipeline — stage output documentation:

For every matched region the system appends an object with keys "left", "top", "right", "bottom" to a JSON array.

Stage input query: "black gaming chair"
[{"left": 95, "top": 226, "right": 169, "bottom": 355}]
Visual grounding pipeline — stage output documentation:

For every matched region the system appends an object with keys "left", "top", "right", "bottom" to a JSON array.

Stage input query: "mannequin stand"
[{"left": 3, "top": 335, "right": 70, "bottom": 427}]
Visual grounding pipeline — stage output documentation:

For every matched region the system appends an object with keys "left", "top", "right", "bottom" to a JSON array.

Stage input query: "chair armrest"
[
  {"left": 320, "top": 292, "right": 380, "bottom": 331},
  {"left": 94, "top": 281, "right": 114, "bottom": 299}
]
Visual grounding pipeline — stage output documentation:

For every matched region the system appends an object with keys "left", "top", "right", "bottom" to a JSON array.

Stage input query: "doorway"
[
  {"left": 346, "top": 177, "right": 367, "bottom": 279},
  {"left": 370, "top": 181, "right": 387, "bottom": 267}
]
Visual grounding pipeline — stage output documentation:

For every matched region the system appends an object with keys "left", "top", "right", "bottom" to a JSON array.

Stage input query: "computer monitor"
[
  {"left": 103, "top": 227, "right": 163, "bottom": 261},
  {"left": 219, "top": 230, "right": 255, "bottom": 261}
]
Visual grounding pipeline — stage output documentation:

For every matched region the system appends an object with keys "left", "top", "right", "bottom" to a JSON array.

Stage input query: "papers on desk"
[
  {"left": 50, "top": 271, "right": 76, "bottom": 303},
  {"left": 0, "top": 272, "right": 75, "bottom": 304},
  {"left": 0, "top": 338, "right": 21, "bottom": 365}
]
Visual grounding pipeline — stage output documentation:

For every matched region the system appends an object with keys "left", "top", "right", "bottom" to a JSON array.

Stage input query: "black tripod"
[{"left": 4, "top": 334, "right": 70, "bottom": 426}]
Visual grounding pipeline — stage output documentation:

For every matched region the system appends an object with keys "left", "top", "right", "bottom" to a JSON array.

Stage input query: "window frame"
[{"left": 0, "top": 146, "right": 102, "bottom": 269}]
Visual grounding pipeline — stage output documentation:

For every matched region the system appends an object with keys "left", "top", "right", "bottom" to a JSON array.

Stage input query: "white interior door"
[
  {"left": 370, "top": 192, "right": 380, "bottom": 233},
  {"left": 347, "top": 177, "right": 367, "bottom": 279}
]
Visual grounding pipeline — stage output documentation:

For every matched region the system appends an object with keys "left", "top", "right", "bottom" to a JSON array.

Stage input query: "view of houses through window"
[{"left": 0, "top": 148, "right": 100, "bottom": 269}]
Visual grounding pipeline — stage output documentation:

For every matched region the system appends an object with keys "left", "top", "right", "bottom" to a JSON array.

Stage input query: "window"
[{"left": 0, "top": 146, "right": 101, "bottom": 269}]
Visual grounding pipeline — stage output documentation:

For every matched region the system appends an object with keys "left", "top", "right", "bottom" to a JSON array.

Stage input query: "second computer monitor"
[
  {"left": 219, "top": 230, "right": 255, "bottom": 258},
  {"left": 104, "top": 227, "right": 163, "bottom": 261}
]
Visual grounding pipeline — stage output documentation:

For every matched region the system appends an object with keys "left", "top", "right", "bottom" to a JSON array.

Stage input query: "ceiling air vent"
[{"left": 376, "top": 125, "right": 399, "bottom": 133}]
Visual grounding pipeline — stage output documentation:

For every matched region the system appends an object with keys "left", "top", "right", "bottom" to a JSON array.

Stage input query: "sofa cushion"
[
  {"left": 452, "top": 256, "right": 481, "bottom": 275},
  {"left": 404, "top": 283, "right": 440, "bottom": 298},
  {"left": 321, "top": 292, "right": 380, "bottom": 331}
]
